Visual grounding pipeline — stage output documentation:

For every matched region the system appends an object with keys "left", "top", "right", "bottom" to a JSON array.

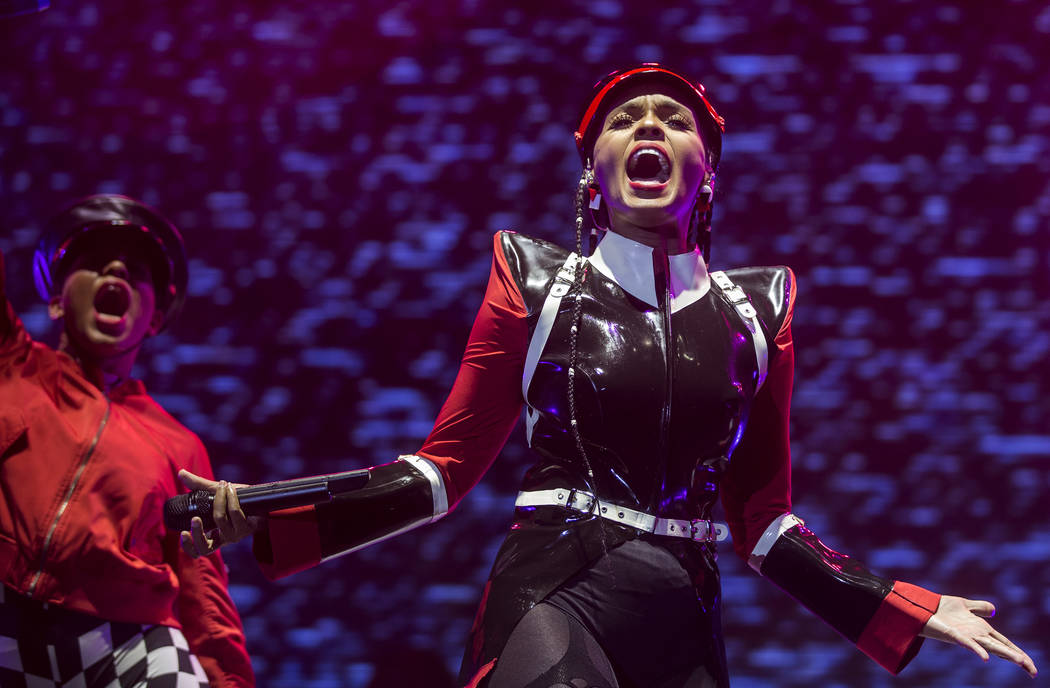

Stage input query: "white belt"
[{"left": 515, "top": 488, "right": 729, "bottom": 542}]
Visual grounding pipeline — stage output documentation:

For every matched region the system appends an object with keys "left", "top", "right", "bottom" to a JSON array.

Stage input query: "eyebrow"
[{"left": 612, "top": 96, "right": 693, "bottom": 116}]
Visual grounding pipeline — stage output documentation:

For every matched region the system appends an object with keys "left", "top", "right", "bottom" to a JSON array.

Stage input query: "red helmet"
[{"left": 574, "top": 63, "right": 725, "bottom": 171}]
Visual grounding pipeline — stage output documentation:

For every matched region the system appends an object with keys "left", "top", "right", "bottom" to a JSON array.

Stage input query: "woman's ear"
[
  {"left": 47, "top": 295, "right": 64, "bottom": 321},
  {"left": 148, "top": 309, "right": 166, "bottom": 336}
]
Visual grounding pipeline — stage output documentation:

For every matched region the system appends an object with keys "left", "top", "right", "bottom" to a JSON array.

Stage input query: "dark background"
[{"left": 1, "top": 1, "right": 1048, "bottom": 686}]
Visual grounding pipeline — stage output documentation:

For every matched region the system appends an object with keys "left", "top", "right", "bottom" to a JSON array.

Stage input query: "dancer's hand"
[
  {"left": 920, "top": 595, "right": 1037, "bottom": 678},
  {"left": 177, "top": 469, "right": 262, "bottom": 557}
]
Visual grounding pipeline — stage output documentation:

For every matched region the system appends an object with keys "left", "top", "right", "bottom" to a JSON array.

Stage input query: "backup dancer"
[{"left": 1, "top": 195, "right": 253, "bottom": 687}]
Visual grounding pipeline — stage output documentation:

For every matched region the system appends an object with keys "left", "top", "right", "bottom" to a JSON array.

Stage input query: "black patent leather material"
[
  {"left": 514, "top": 232, "right": 791, "bottom": 519},
  {"left": 315, "top": 461, "right": 434, "bottom": 559},
  {"left": 760, "top": 525, "right": 892, "bottom": 642},
  {"left": 460, "top": 232, "right": 793, "bottom": 684}
]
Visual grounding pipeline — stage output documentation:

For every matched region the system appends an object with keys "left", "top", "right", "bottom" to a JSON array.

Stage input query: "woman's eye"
[
  {"left": 609, "top": 112, "right": 634, "bottom": 129},
  {"left": 666, "top": 115, "right": 692, "bottom": 130}
]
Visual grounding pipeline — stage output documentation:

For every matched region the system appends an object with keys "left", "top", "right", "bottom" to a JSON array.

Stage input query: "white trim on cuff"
[
  {"left": 748, "top": 512, "right": 805, "bottom": 574},
  {"left": 399, "top": 454, "right": 449, "bottom": 521}
]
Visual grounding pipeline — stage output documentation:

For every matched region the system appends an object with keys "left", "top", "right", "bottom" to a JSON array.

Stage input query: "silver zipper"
[
  {"left": 651, "top": 249, "right": 674, "bottom": 507},
  {"left": 27, "top": 401, "right": 111, "bottom": 597}
]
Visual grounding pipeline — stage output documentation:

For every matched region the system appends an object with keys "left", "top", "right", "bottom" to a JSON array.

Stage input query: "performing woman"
[{"left": 181, "top": 65, "right": 1036, "bottom": 687}]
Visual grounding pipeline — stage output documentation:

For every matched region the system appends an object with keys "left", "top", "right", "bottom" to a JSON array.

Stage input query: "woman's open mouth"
[
  {"left": 626, "top": 147, "right": 671, "bottom": 185},
  {"left": 94, "top": 282, "right": 131, "bottom": 324}
]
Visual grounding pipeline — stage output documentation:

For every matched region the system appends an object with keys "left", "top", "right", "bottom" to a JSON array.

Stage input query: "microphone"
[{"left": 164, "top": 469, "right": 370, "bottom": 532}]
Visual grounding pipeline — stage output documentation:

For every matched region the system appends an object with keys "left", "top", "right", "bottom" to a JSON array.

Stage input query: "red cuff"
[
  {"left": 464, "top": 659, "right": 497, "bottom": 688},
  {"left": 254, "top": 505, "right": 323, "bottom": 580},
  {"left": 856, "top": 581, "right": 941, "bottom": 674}
]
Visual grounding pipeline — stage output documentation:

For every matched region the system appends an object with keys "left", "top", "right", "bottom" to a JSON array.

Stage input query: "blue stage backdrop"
[{"left": 1, "top": 1, "right": 1047, "bottom": 686}]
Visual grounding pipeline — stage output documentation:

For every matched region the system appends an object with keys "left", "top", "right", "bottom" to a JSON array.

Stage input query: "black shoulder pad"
[
  {"left": 724, "top": 266, "right": 795, "bottom": 340},
  {"left": 497, "top": 231, "right": 571, "bottom": 315}
]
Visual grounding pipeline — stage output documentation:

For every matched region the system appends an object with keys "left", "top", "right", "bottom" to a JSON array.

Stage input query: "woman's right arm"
[
  {"left": 181, "top": 233, "right": 530, "bottom": 579},
  {"left": 1, "top": 249, "right": 15, "bottom": 343},
  {"left": 1, "top": 249, "right": 31, "bottom": 354}
]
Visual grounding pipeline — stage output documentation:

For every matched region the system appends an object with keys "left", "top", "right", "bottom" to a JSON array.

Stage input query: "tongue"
[
  {"left": 627, "top": 150, "right": 669, "bottom": 182},
  {"left": 95, "top": 283, "right": 130, "bottom": 316}
]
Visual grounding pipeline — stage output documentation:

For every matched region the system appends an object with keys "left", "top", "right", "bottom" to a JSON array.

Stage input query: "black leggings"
[
  {"left": 487, "top": 603, "right": 618, "bottom": 688},
  {"left": 486, "top": 539, "right": 725, "bottom": 688}
]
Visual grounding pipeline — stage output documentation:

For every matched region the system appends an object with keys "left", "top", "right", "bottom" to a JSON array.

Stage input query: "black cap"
[{"left": 33, "top": 194, "right": 188, "bottom": 329}]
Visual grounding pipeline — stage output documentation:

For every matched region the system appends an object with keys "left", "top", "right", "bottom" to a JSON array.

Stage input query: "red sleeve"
[
  {"left": 252, "top": 504, "right": 321, "bottom": 580},
  {"left": 720, "top": 268, "right": 797, "bottom": 561},
  {"left": 172, "top": 441, "right": 255, "bottom": 687},
  {"left": 254, "top": 232, "right": 528, "bottom": 578},
  {"left": 0, "top": 249, "right": 31, "bottom": 357},
  {"left": 416, "top": 232, "right": 528, "bottom": 506},
  {"left": 857, "top": 581, "right": 940, "bottom": 673},
  {"left": 722, "top": 270, "right": 940, "bottom": 674}
]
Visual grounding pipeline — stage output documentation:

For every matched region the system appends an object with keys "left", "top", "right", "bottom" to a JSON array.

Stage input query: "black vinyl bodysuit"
[{"left": 253, "top": 230, "right": 940, "bottom": 687}]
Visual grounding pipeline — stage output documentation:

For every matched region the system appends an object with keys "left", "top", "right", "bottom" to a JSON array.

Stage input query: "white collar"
[{"left": 587, "top": 230, "right": 711, "bottom": 314}]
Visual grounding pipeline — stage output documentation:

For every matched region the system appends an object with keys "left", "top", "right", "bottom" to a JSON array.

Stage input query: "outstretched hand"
[
  {"left": 177, "top": 469, "right": 262, "bottom": 558},
  {"left": 921, "top": 595, "right": 1037, "bottom": 678}
]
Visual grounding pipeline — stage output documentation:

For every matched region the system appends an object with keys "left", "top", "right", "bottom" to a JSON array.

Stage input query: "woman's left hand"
[
  {"left": 920, "top": 595, "right": 1037, "bottom": 678},
  {"left": 177, "top": 469, "right": 261, "bottom": 558}
]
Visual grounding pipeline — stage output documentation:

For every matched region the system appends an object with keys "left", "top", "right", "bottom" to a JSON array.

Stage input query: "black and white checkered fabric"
[{"left": 0, "top": 585, "right": 209, "bottom": 687}]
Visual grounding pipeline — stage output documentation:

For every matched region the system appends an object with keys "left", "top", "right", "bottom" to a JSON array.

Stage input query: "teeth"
[{"left": 627, "top": 148, "right": 670, "bottom": 182}]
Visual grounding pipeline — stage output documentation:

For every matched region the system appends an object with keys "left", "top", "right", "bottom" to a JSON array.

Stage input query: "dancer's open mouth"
[{"left": 94, "top": 282, "right": 131, "bottom": 317}]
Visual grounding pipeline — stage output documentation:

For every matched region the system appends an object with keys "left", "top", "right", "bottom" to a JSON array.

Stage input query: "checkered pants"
[{"left": 0, "top": 585, "right": 209, "bottom": 687}]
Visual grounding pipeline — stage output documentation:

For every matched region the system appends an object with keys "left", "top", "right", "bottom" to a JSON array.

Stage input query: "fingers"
[
  {"left": 948, "top": 627, "right": 990, "bottom": 663},
  {"left": 982, "top": 637, "right": 1037, "bottom": 677},
  {"left": 180, "top": 479, "right": 255, "bottom": 556},
  {"left": 192, "top": 515, "right": 217, "bottom": 554},
  {"left": 965, "top": 598, "right": 996, "bottom": 618},
  {"left": 179, "top": 516, "right": 224, "bottom": 558},
  {"left": 178, "top": 469, "right": 220, "bottom": 493},
  {"left": 981, "top": 632, "right": 1038, "bottom": 678},
  {"left": 961, "top": 600, "right": 1037, "bottom": 677},
  {"left": 990, "top": 628, "right": 1023, "bottom": 655},
  {"left": 939, "top": 600, "right": 1039, "bottom": 679},
  {"left": 213, "top": 481, "right": 233, "bottom": 542},
  {"left": 212, "top": 481, "right": 256, "bottom": 545},
  {"left": 226, "top": 483, "right": 254, "bottom": 539},
  {"left": 179, "top": 529, "right": 195, "bottom": 557}
]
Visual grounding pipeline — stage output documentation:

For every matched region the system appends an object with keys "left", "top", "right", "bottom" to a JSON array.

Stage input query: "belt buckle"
[
  {"left": 551, "top": 258, "right": 579, "bottom": 297},
  {"left": 565, "top": 488, "right": 596, "bottom": 514},
  {"left": 723, "top": 285, "right": 748, "bottom": 304},
  {"left": 688, "top": 519, "right": 712, "bottom": 542}
]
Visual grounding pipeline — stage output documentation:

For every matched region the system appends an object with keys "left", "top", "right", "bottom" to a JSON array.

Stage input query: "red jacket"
[{"left": 0, "top": 251, "right": 253, "bottom": 687}]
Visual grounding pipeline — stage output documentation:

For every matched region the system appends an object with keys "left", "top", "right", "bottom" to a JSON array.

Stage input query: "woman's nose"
[
  {"left": 634, "top": 112, "right": 665, "bottom": 140},
  {"left": 101, "top": 259, "right": 130, "bottom": 280}
]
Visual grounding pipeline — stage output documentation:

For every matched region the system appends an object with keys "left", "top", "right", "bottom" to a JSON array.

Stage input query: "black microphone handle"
[
  {"left": 237, "top": 481, "right": 333, "bottom": 513},
  {"left": 164, "top": 469, "right": 370, "bottom": 532}
]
